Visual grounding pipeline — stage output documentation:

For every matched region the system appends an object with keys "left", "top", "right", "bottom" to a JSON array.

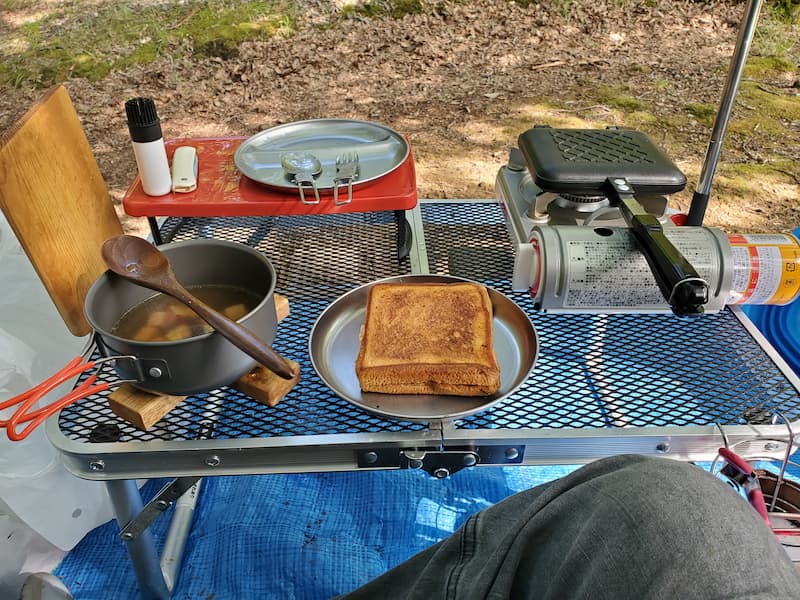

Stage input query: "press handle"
[{"left": 607, "top": 178, "right": 709, "bottom": 317}]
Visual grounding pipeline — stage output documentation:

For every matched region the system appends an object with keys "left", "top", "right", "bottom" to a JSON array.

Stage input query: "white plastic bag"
[{"left": 0, "top": 212, "right": 113, "bottom": 560}]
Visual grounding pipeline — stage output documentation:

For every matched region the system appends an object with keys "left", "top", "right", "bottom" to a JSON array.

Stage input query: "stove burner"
[
  {"left": 551, "top": 193, "right": 611, "bottom": 216},
  {"left": 559, "top": 193, "right": 607, "bottom": 204},
  {"left": 514, "top": 127, "right": 709, "bottom": 316}
]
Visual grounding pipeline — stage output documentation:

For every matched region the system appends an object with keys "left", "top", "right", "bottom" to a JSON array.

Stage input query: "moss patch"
[
  {"left": 342, "top": 1, "right": 380, "bottom": 18},
  {"left": 719, "top": 162, "right": 792, "bottom": 191},
  {"left": 713, "top": 161, "right": 800, "bottom": 222},
  {"left": 594, "top": 84, "right": 645, "bottom": 111},
  {"left": 743, "top": 56, "right": 798, "bottom": 80},
  {"left": 738, "top": 81, "right": 800, "bottom": 122},
  {"left": 0, "top": 1, "right": 296, "bottom": 88},
  {"left": 728, "top": 116, "right": 786, "bottom": 137},
  {"left": 685, "top": 103, "right": 717, "bottom": 126},
  {"left": 342, "top": 0, "right": 426, "bottom": 18}
]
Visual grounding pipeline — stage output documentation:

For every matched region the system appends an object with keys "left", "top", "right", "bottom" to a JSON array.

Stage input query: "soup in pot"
[{"left": 112, "top": 284, "right": 262, "bottom": 342}]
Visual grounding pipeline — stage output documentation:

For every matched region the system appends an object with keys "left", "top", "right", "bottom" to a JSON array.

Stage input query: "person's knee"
[
  {"left": 586, "top": 454, "right": 719, "bottom": 491},
  {"left": 586, "top": 454, "right": 765, "bottom": 534}
]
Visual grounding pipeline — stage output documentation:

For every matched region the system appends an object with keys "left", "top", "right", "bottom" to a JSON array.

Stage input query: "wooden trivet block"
[
  {"left": 274, "top": 293, "right": 289, "bottom": 322},
  {"left": 107, "top": 385, "right": 186, "bottom": 431},
  {"left": 233, "top": 359, "right": 300, "bottom": 407},
  {"left": 106, "top": 293, "right": 292, "bottom": 429}
]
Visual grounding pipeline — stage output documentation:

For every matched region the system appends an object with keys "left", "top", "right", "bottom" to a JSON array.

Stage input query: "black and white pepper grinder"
[{"left": 124, "top": 97, "right": 171, "bottom": 196}]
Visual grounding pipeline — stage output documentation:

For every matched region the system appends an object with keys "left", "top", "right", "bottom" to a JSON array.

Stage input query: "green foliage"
[
  {"left": 594, "top": 85, "right": 644, "bottom": 111},
  {"left": 768, "top": 0, "right": 800, "bottom": 23},
  {"left": 753, "top": 1, "right": 799, "bottom": 57},
  {"left": 685, "top": 103, "right": 717, "bottom": 125},
  {"left": 0, "top": 1, "right": 296, "bottom": 88},
  {"left": 341, "top": 0, "right": 426, "bottom": 18}
]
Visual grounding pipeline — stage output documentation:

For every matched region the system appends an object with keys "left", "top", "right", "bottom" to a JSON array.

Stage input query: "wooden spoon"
[{"left": 101, "top": 235, "right": 294, "bottom": 380}]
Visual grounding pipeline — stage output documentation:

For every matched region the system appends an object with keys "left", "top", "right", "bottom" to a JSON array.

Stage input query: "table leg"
[
  {"left": 148, "top": 217, "right": 163, "bottom": 245},
  {"left": 395, "top": 209, "right": 411, "bottom": 261},
  {"left": 106, "top": 480, "right": 171, "bottom": 600}
]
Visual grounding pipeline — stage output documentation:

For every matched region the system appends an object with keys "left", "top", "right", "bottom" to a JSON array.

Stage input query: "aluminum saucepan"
[
  {"left": 3, "top": 239, "right": 279, "bottom": 441},
  {"left": 85, "top": 238, "right": 279, "bottom": 394}
]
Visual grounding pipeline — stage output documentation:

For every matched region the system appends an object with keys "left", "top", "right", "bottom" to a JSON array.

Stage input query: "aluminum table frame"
[{"left": 47, "top": 200, "right": 800, "bottom": 599}]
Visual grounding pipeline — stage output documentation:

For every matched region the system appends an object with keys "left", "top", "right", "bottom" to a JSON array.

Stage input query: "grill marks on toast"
[{"left": 355, "top": 282, "right": 501, "bottom": 396}]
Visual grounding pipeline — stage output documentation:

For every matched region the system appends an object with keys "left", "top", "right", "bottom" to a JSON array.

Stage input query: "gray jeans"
[{"left": 340, "top": 455, "right": 800, "bottom": 599}]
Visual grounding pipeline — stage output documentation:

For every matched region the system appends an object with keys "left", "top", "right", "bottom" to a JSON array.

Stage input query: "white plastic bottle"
[{"left": 124, "top": 97, "right": 172, "bottom": 196}]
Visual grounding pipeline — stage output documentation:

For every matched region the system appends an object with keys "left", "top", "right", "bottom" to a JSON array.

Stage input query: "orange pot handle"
[{"left": 2, "top": 356, "right": 110, "bottom": 441}]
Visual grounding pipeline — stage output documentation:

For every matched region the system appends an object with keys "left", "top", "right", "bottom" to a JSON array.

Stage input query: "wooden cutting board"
[{"left": 0, "top": 85, "right": 124, "bottom": 336}]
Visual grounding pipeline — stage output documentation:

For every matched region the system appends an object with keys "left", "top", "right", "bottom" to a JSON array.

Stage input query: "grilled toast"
[{"left": 355, "top": 282, "right": 501, "bottom": 396}]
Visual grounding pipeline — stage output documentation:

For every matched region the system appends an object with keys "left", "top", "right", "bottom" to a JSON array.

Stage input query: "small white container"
[{"left": 125, "top": 98, "right": 172, "bottom": 196}]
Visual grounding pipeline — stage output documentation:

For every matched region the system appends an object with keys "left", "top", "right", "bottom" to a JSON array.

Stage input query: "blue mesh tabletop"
[{"left": 56, "top": 204, "right": 800, "bottom": 450}]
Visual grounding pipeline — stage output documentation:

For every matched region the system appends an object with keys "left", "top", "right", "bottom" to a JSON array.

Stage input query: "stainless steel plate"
[
  {"left": 234, "top": 119, "right": 409, "bottom": 191},
  {"left": 309, "top": 275, "right": 538, "bottom": 422}
]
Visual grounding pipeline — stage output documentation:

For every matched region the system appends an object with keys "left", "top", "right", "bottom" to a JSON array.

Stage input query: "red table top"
[{"left": 122, "top": 137, "right": 418, "bottom": 217}]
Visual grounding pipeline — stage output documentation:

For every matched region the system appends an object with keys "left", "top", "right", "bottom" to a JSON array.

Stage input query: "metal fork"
[{"left": 333, "top": 152, "right": 359, "bottom": 206}]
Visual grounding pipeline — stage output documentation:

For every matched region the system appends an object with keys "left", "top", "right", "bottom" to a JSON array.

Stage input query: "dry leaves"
[{"left": 1, "top": 0, "right": 797, "bottom": 235}]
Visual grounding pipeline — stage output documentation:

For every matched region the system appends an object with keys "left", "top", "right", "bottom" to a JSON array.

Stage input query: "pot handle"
[{"left": 1, "top": 355, "right": 111, "bottom": 441}]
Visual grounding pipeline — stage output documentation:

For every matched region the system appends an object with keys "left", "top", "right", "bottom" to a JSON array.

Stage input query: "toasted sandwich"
[{"left": 355, "top": 282, "right": 501, "bottom": 396}]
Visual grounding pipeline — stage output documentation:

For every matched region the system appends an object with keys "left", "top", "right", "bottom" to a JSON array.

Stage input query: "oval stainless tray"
[
  {"left": 309, "top": 275, "right": 538, "bottom": 422},
  {"left": 234, "top": 119, "right": 409, "bottom": 191}
]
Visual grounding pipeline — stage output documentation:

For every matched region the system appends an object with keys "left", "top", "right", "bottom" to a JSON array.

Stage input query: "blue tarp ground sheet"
[
  {"left": 54, "top": 465, "right": 577, "bottom": 599},
  {"left": 51, "top": 458, "right": 800, "bottom": 600}
]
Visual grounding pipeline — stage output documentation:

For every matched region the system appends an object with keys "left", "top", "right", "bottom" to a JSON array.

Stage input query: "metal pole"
[
  {"left": 686, "top": 0, "right": 763, "bottom": 226},
  {"left": 106, "top": 480, "right": 171, "bottom": 600}
]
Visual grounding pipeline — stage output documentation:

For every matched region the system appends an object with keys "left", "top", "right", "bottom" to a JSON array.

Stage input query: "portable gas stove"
[
  {"left": 493, "top": 0, "right": 800, "bottom": 317},
  {"left": 496, "top": 126, "right": 712, "bottom": 315},
  {"left": 496, "top": 126, "right": 800, "bottom": 316}
]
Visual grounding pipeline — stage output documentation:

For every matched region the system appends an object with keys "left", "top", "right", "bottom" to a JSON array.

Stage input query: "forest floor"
[{"left": 1, "top": 0, "right": 798, "bottom": 236}]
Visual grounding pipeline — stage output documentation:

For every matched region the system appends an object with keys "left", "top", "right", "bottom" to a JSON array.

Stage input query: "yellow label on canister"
[{"left": 727, "top": 233, "right": 800, "bottom": 305}]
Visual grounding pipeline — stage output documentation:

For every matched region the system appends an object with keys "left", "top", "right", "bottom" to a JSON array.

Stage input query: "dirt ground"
[{"left": 1, "top": 0, "right": 798, "bottom": 237}]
